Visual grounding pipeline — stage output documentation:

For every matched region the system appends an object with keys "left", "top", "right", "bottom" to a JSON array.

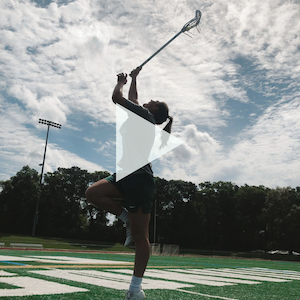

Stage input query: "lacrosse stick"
[{"left": 139, "top": 10, "right": 202, "bottom": 68}]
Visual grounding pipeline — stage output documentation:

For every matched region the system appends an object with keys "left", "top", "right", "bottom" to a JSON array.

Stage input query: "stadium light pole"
[
  {"left": 32, "top": 119, "right": 61, "bottom": 236},
  {"left": 153, "top": 199, "right": 157, "bottom": 244}
]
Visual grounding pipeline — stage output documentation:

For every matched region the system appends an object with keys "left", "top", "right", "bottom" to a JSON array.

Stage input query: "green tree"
[
  {"left": 285, "top": 204, "right": 300, "bottom": 252},
  {"left": 181, "top": 190, "right": 206, "bottom": 248},
  {"left": 38, "top": 167, "right": 110, "bottom": 239},
  {"left": 0, "top": 166, "right": 39, "bottom": 234},
  {"left": 151, "top": 178, "right": 199, "bottom": 247},
  {"left": 234, "top": 185, "right": 268, "bottom": 250},
  {"left": 198, "top": 181, "right": 239, "bottom": 251},
  {"left": 2, "top": 165, "right": 299, "bottom": 253},
  {"left": 264, "top": 187, "right": 298, "bottom": 251}
]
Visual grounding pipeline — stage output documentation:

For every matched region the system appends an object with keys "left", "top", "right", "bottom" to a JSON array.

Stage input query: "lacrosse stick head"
[{"left": 181, "top": 10, "right": 202, "bottom": 32}]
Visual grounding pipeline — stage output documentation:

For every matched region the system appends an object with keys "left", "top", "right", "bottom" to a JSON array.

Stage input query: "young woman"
[{"left": 85, "top": 67, "right": 173, "bottom": 300}]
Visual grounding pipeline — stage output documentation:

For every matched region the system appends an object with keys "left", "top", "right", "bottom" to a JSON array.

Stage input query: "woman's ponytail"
[
  {"left": 160, "top": 116, "right": 173, "bottom": 149},
  {"left": 163, "top": 116, "right": 173, "bottom": 134}
]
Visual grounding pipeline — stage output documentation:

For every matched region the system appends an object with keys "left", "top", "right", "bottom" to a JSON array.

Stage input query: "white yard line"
[
  {"left": 220, "top": 268, "right": 300, "bottom": 280},
  {"left": 166, "top": 269, "right": 259, "bottom": 285},
  {"left": 186, "top": 269, "right": 289, "bottom": 282},
  {"left": 176, "top": 289, "right": 239, "bottom": 300}
]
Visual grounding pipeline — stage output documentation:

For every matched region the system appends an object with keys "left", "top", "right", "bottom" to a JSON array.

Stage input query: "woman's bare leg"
[
  {"left": 129, "top": 207, "right": 151, "bottom": 277},
  {"left": 85, "top": 179, "right": 124, "bottom": 216}
]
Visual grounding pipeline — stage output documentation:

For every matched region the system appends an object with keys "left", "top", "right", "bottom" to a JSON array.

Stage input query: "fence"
[
  {"left": 162, "top": 244, "right": 179, "bottom": 256},
  {"left": 150, "top": 243, "right": 161, "bottom": 255}
]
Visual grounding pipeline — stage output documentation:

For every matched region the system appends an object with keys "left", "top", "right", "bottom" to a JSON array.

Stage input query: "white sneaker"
[
  {"left": 125, "top": 290, "right": 145, "bottom": 300},
  {"left": 124, "top": 223, "right": 133, "bottom": 247}
]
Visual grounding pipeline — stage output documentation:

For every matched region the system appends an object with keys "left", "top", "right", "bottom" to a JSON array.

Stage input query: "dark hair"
[
  {"left": 152, "top": 102, "right": 173, "bottom": 132},
  {"left": 152, "top": 102, "right": 168, "bottom": 124},
  {"left": 151, "top": 101, "right": 173, "bottom": 148}
]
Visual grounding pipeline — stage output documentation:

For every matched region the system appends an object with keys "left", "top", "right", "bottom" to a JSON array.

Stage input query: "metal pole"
[
  {"left": 139, "top": 31, "right": 182, "bottom": 68},
  {"left": 153, "top": 199, "right": 157, "bottom": 244},
  {"left": 32, "top": 119, "right": 61, "bottom": 236}
]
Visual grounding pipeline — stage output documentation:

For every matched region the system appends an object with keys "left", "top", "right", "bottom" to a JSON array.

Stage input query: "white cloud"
[
  {"left": 1, "top": 0, "right": 116, "bottom": 125},
  {"left": 156, "top": 124, "right": 223, "bottom": 182},
  {"left": 1, "top": 0, "right": 300, "bottom": 188},
  {"left": 44, "top": 145, "right": 104, "bottom": 174},
  {"left": 156, "top": 97, "right": 300, "bottom": 188},
  {"left": 227, "top": 1, "right": 300, "bottom": 81},
  {"left": 223, "top": 97, "right": 300, "bottom": 187},
  {"left": 8, "top": 84, "right": 69, "bottom": 125},
  {"left": 180, "top": 124, "right": 221, "bottom": 159},
  {"left": 96, "top": 141, "right": 114, "bottom": 152},
  {"left": 0, "top": 101, "right": 104, "bottom": 180},
  {"left": 84, "top": 137, "right": 96, "bottom": 143}
]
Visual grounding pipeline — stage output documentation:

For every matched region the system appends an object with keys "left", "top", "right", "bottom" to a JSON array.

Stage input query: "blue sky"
[{"left": 1, "top": 0, "right": 300, "bottom": 188}]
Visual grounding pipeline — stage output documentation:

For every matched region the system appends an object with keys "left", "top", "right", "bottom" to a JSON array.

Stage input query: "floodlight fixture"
[{"left": 39, "top": 118, "right": 62, "bottom": 129}]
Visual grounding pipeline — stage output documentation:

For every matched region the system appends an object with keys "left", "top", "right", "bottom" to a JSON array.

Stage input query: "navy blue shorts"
[{"left": 105, "top": 172, "right": 155, "bottom": 213}]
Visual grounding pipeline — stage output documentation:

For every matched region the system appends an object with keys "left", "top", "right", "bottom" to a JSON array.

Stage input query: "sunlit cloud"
[{"left": 1, "top": 0, "right": 300, "bottom": 188}]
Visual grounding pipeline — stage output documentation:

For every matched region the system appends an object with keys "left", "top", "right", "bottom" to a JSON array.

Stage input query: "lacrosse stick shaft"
[{"left": 139, "top": 31, "right": 183, "bottom": 68}]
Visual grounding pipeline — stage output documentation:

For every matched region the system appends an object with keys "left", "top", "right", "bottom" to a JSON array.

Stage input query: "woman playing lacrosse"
[{"left": 86, "top": 67, "right": 173, "bottom": 300}]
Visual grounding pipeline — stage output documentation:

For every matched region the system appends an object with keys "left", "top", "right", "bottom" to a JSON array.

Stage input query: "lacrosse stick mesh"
[{"left": 181, "top": 10, "right": 202, "bottom": 32}]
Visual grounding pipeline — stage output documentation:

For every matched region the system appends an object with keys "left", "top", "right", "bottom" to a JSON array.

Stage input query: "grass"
[
  {"left": 0, "top": 233, "right": 134, "bottom": 252},
  {"left": 1, "top": 249, "right": 300, "bottom": 299}
]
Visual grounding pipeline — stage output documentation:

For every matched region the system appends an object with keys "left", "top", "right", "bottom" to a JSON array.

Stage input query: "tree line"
[{"left": 0, "top": 166, "right": 300, "bottom": 252}]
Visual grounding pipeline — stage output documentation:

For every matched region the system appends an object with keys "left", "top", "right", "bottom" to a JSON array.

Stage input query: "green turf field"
[
  {"left": 0, "top": 234, "right": 134, "bottom": 252},
  {"left": 0, "top": 249, "right": 300, "bottom": 299}
]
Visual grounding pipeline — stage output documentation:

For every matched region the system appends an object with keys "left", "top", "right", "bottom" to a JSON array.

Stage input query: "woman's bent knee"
[
  {"left": 85, "top": 179, "right": 123, "bottom": 203},
  {"left": 85, "top": 179, "right": 107, "bottom": 202},
  {"left": 85, "top": 186, "right": 95, "bottom": 204},
  {"left": 85, "top": 185, "right": 102, "bottom": 205}
]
